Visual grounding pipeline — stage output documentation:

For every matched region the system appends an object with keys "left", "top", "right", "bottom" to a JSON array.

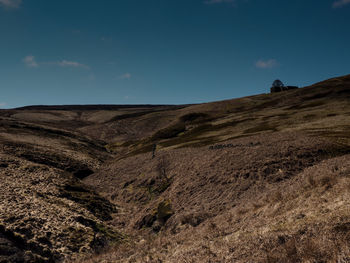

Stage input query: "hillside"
[{"left": 1, "top": 74, "right": 350, "bottom": 262}]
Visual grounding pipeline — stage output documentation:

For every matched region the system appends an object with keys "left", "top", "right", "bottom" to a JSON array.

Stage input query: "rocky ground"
[{"left": 0, "top": 117, "right": 121, "bottom": 262}]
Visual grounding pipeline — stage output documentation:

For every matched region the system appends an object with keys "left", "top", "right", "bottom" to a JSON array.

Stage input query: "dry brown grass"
[
  {"left": 263, "top": 233, "right": 350, "bottom": 263},
  {"left": 80, "top": 132, "right": 350, "bottom": 262},
  {"left": 305, "top": 173, "right": 338, "bottom": 189},
  {"left": 2, "top": 74, "right": 350, "bottom": 262}
]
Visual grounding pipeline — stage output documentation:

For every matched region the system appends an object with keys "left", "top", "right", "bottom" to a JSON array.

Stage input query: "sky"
[{"left": 0, "top": 0, "right": 350, "bottom": 108}]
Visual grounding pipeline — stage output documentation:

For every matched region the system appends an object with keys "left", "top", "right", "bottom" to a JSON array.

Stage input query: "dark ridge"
[
  {"left": 14, "top": 104, "right": 189, "bottom": 111},
  {"left": 179, "top": 112, "right": 210, "bottom": 123},
  {"left": 73, "top": 168, "right": 94, "bottom": 179},
  {"left": 107, "top": 105, "right": 189, "bottom": 122},
  {"left": 108, "top": 111, "right": 156, "bottom": 121},
  {"left": 1, "top": 120, "right": 108, "bottom": 153},
  {"left": 1, "top": 141, "right": 98, "bottom": 175}
]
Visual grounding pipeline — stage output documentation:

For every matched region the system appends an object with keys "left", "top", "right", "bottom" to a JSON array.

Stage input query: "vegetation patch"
[
  {"left": 123, "top": 143, "right": 154, "bottom": 158},
  {"left": 179, "top": 112, "right": 210, "bottom": 123},
  {"left": 151, "top": 122, "right": 186, "bottom": 140},
  {"left": 158, "top": 119, "right": 251, "bottom": 148},
  {"left": 145, "top": 180, "right": 171, "bottom": 199},
  {"left": 303, "top": 114, "right": 317, "bottom": 120},
  {"left": 108, "top": 111, "right": 156, "bottom": 122},
  {"left": 75, "top": 216, "right": 123, "bottom": 241},
  {"left": 156, "top": 200, "right": 174, "bottom": 224},
  {"left": 135, "top": 200, "right": 174, "bottom": 231},
  {"left": 158, "top": 124, "right": 213, "bottom": 147}
]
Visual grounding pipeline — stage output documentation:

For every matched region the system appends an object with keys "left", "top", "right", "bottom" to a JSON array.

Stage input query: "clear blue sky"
[{"left": 1, "top": 0, "right": 350, "bottom": 108}]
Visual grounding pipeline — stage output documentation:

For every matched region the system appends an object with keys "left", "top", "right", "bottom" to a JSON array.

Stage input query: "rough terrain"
[{"left": 1, "top": 74, "right": 350, "bottom": 262}]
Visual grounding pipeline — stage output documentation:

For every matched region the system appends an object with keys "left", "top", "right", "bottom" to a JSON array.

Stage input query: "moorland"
[{"left": 1, "top": 74, "right": 350, "bottom": 262}]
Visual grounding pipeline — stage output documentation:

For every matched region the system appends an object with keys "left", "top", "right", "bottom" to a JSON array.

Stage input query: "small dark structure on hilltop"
[{"left": 271, "top": 79, "right": 298, "bottom": 93}]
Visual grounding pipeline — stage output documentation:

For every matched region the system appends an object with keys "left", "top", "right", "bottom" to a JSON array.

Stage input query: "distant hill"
[{"left": 15, "top": 104, "right": 185, "bottom": 111}]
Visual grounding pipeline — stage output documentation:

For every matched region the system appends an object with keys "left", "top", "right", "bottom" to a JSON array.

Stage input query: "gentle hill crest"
[{"left": 103, "top": 73, "right": 350, "bottom": 156}]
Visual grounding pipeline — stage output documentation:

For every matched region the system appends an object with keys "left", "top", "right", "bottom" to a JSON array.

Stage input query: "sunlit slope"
[
  {"left": 1, "top": 73, "right": 350, "bottom": 262},
  {"left": 81, "top": 74, "right": 350, "bottom": 262},
  {"left": 107, "top": 74, "right": 350, "bottom": 156}
]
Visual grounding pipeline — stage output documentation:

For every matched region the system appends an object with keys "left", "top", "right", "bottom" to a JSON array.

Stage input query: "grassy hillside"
[
  {"left": 106, "top": 74, "right": 350, "bottom": 156},
  {"left": 82, "top": 74, "right": 350, "bottom": 262},
  {"left": 1, "top": 74, "right": 350, "bottom": 262}
]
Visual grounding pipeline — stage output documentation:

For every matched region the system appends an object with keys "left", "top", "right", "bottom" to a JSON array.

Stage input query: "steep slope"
[
  {"left": 0, "top": 116, "right": 120, "bottom": 262},
  {"left": 0, "top": 104, "right": 188, "bottom": 262},
  {"left": 83, "top": 133, "right": 350, "bottom": 262}
]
